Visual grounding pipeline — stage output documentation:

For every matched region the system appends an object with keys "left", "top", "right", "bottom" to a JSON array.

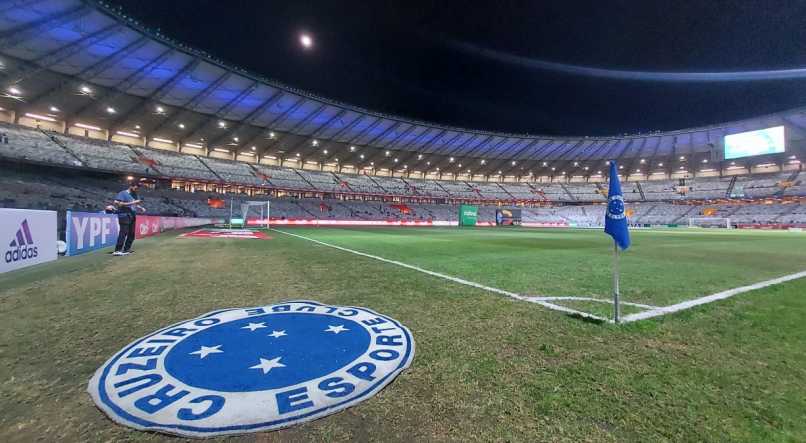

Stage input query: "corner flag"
[{"left": 604, "top": 160, "right": 630, "bottom": 250}]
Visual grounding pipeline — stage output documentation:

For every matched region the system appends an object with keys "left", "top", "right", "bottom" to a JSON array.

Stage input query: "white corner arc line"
[
  {"left": 271, "top": 229, "right": 806, "bottom": 325},
  {"left": 271, "top": 229, "right": 609, "bottom": 322},
  {"left": 620, "top": 270, "right": 806, "bottom": 322}
]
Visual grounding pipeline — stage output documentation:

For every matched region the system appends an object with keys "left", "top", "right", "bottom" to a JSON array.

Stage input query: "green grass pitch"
[{"left": 1, "top": 226, "right": 805, "bottom": 442}]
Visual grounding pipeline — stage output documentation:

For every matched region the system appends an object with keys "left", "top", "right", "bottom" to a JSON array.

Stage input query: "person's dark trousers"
[{"left": 115, "top": 215, "right": 136, "bottom": 252}]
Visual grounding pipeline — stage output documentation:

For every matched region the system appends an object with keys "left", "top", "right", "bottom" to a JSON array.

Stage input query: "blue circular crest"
[
  {"left": 88, "top": 301, "right": 415, "bottom": 437},
  {"left": 607, "top": 195, "right": 626, "bottom": 219}
]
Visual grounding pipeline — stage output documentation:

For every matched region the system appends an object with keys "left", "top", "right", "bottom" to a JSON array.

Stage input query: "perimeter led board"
[{"left": 724, "top": 126, "right": 785, "bottom": 160}]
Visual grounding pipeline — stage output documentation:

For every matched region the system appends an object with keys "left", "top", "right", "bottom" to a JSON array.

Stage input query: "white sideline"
[
  {"left": 620, "top": 270, "right": 806, "bottom": 322},
  {"left": 271, "top": 229, "right": 806, "bottom": 324},
  {"left": 271, "top": 229, "right": 610, "bottom": 322}
]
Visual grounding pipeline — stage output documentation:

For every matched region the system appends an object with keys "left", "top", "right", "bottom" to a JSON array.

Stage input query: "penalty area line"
[{"left": 270, "top": 229, "right": 611, "bottom": 323}]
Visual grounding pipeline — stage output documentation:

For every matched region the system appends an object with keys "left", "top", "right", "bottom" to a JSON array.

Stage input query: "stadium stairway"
[
  {"left": 635, "top": 204, "right": 656, "bottom": 222},
  {"left": 331, "top": 172, "right": 355, "bottom": 192},
  {"left": 636, "top": 181, "right": 647, "bottom": 200},
  {"left": 196, "top": 156, "right": 225, "bottom": 181},
  {"left": 292, "top": 168, "right": 317, "bottom": 190},
  {"left": 725, "top": 175, "right": 738, "bottom": 198},
  {"left": 365, "top": 174, "right": 389, "bottom": 194},
  {"left": 125, "top": 145, "right": 164, "bottom": 176},
  {"left": 495, "top": 182, "right": 517, "bottom": 199},
  {"left": 673, "top": 206, "right": 699, "bottom": 223},
  {"left": 558, "top": 182, "right": 578, "bottom": 201},
  {"left": 778, "top": 169, "right": 801, "bottom": 197},
  {"left": 38, "top": 128, "right": 85, "bottom": 165},
  {"left": 774, "top": 203, "right": 800, "bottom": 222}
]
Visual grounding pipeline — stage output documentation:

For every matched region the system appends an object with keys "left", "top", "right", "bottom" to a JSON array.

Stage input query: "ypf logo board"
[
  {"left": 0, "top": 209, "right": 56, "bottom": 274},
  {"left": 88, "top": 301, "right": 415, "bottom": 437}
]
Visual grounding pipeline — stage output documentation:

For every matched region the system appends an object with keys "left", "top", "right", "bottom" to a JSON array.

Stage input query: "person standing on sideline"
[{"left": 114, "top": 181, "right": 146, "bottom": 256}]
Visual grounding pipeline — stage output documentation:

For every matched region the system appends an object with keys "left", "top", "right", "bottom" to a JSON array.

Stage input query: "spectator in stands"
[
  {"left": 1, "top": 133, "right": 7, "bottom": 143},
  {"left": 113, "top": 181, "right": 146, "bottom": 256}
]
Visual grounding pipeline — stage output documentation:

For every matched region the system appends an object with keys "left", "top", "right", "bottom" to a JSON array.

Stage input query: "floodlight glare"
[
  {"left": 301, "top": 35, "right": 313, "bottom": 48},
  {"left": 9, "top": 87, "right": 21, "bottom": 95},
  {"left": 106, "top": 107, "right": 115, "bottom": 114}
]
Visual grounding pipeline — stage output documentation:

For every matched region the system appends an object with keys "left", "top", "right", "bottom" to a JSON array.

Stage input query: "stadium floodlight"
[
  {"left": 50, "top": 106, "right": 59, "bottom": 112},
  {"left": 449, "top": 157, "right": 454, "bottom": 162},
  {"left": 75, "top": 122, "right": 102, "bottom": 131},
  {"left": 351, "top": 146, "right": 356, "bottom": 151},
  {"left": 240, "top": 152, "right": 254, "bottom": 156},
  {"left": 135, "top": 125, "right": 141, "bottom": 129},
  {"left": 371, "top": 162, "right": 374, "bottom": 165},
  {"left": 296, "top": 153, "right": 300, "bottom": 156},
  {"left": 117, "top": 131, "right": 140, "bottom": 138},
  {"left": 264, "top": 155, "right": 277, "bottom": 159},
  {"left": 680, "top": 156, "right": 685, "bottom": 160},
  {"left": 323, "top": 150, "right": 328, "bottom": 154},
  {"left": 512, "top": 161, "right": 516, "bottom": 165},
  {"left": 300, "top": 34, "right": 313, "bottom": 48},
  {"left": 214, "top": 148, "right": 229, "bottom": 153},
  {"left": 386, "top": 151, "right": 390, "bottom": 156},
  {"left": 360, "top": 155, "right": 365, "bottom": 159},
  {"left": 156, "top": 106, "right": 164, "bottom": 113},
  {"left": 313, "top": 140, "right": 318, "bottom": 146},
  {"left": 394, "top": 159, "right": 398, "bottom": 162},
  {"left": 107, "top": 107, "right": 116, "bottom": 114},
  {"left": 234, "top": 137, "right": 239, "bottom": 141},
  {"left": 185, "top": 143, "right": 203, "bottom": 149},
  {"left": 334, "top": 158, "right": 338, "bottom": 162},
  {"left": 80, "top": 86, "right": 92, "bottom": 94},
  {"left": 458, "top": 164, "right": 461, "bottom": 167},
  {"left": 25, "top": 113, "right": 56, "bottom": 122},
  {"left": 640, "top": 159, "right": 645, "bottom": 163},
  {"left": 269, "top": 132, "right": 275, "bottom": 137},
  {"left": 551, "top": 167, "right": 555, "bottom": 170},
  {"left": 659, "top": 163, "right": 663, "bottom": 166},
  {"left": 702, "top": 159, "right": 708, "bottom": 162},
  {"left": 9, "top": 87, "right": 21, "bottom": 95},
  {"left": 481, "top": 160, "right": 486, "bottom": 164}
]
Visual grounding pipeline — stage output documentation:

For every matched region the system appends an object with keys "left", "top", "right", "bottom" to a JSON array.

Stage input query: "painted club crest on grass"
[{"left": 88, "top": 301, "right": 415, "bottom": 437}]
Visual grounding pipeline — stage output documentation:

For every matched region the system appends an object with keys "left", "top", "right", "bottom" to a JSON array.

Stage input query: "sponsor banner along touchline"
[
  {"left": 0, "top": 209, "right": 57, "bottom": 274},
  {"left": 65, "top": 212, "right": 225, "bottom": 256}
]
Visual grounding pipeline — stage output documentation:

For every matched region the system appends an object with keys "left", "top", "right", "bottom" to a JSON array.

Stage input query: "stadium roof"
[{"left": 0, "top": 0, "right": 805, "bottom": 179}]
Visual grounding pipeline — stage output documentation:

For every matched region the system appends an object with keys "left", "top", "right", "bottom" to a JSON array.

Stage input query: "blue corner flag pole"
[{"left": 604, "top": 160, "right": 630, "bottom": 323}]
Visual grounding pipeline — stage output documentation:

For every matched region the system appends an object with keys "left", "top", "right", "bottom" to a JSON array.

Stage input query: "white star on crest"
[
  {"left": 268, "top": 330, "right": 288, "bottom": 338},
  {"left": 324, "top": 325, "right": 349, "bottom": 334},
  {"left": 249, "top": 357, "right": 286, "bottom": 374},
  {"left": 189, "top": 345, "right": 223, "bottom": 359},
  {"left": 242, "top": 322, "right": 267, "bottom": 331}
]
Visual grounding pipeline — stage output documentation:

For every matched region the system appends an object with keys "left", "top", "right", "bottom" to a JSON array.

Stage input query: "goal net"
[
  {"left": 689, "top": 217, "right": 731, "bottom": 229},
  {"left": 230, "top": 201, "right": 270, "bottom": 228}
]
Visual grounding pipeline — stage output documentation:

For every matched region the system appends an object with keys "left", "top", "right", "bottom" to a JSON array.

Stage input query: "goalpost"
[
  {"left": 689, "top": 217, "right": 731, "bottom": 229},
  {"left": 229, "top": 199, "right": 270, "bottom": 229}
]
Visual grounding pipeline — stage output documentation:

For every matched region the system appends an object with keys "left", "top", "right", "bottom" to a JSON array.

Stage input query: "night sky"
[{"left": 110, "top": 0, "right": 806, "bottom": 136}]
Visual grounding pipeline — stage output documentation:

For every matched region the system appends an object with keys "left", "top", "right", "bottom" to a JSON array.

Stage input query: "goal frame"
[
  {"left": 229, "top": 199, "right": 270, "bottom": 229},
  {"left": 689, "top": 217, "right": 731, "bottom": 229}
]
